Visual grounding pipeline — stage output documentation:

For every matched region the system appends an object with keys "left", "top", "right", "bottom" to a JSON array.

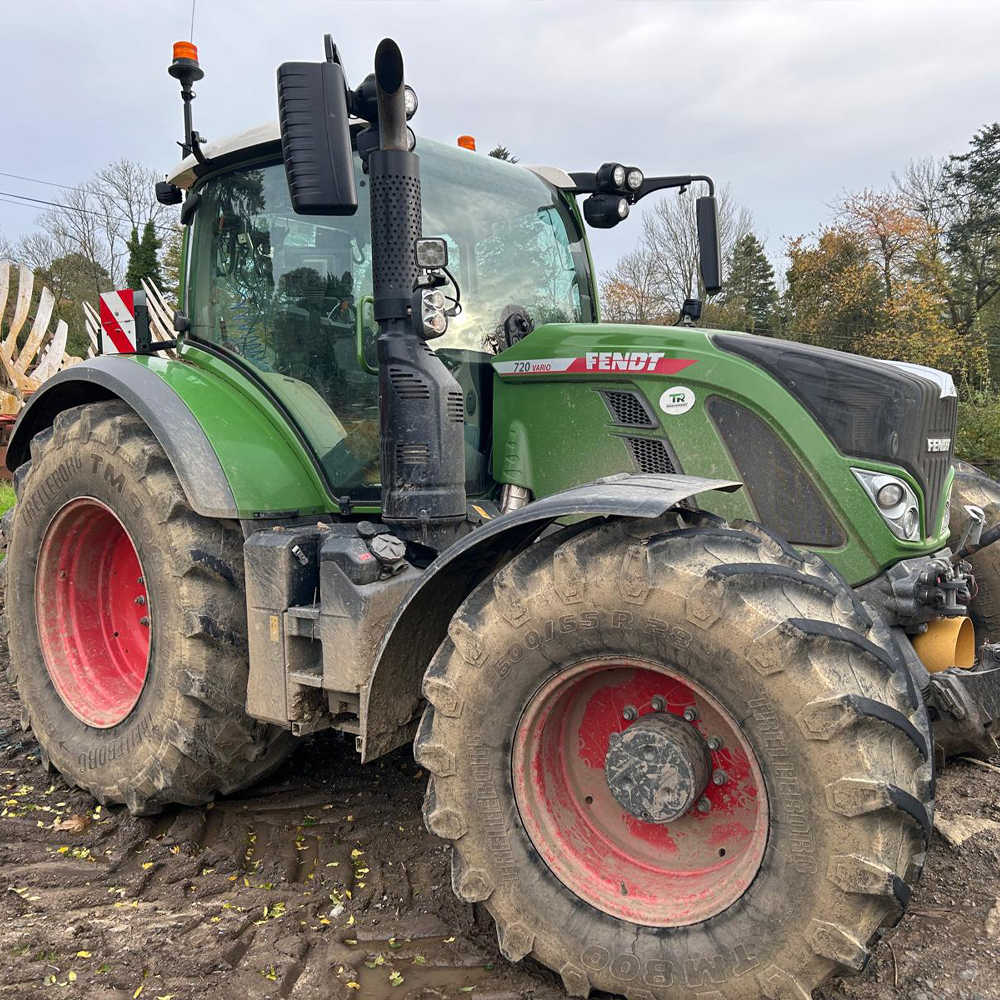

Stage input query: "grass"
[{"left": 0, "top": 482, "right": 14, "bottom": 516}]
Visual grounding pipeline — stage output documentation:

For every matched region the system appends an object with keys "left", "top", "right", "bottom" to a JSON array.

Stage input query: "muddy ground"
[{"left": 2, "top": 672, "right": 1000, "bottom": 1000}]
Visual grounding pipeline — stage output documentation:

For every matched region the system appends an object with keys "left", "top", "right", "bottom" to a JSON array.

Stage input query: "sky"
[{"left": 2, "top": 0, "right": 999, "bottom": 277}]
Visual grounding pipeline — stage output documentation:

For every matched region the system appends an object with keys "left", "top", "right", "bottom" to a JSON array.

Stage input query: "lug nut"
[
  {"left": 707, "top": 736, "right": 722, "bottom": 751},
  {"left": 713, "top": 770, "right": 728, "bottom": 786},
  {"left": 137, "top": 576, "right": 144, "bottom": 585},
  {"left": 696, "top": 797, "right": 711, "bottom": 813},
  {"left": 622, "top": 705, "right": 638, "bottom": 722},
  {"left": 139, "top": 616, "right": 150, "bottom": 627},
  {"left": 650, "top": 695, "right": 666, "bottom": 712},
  {"left": 134, "top": 595, "right": 145, "bottom": 606},
  {"left": 683, "top": 706, "right": 698, "bottom": 723}
]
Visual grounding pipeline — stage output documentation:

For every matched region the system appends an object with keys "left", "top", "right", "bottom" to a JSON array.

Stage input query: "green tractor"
[{"left": 3, "top": 34, "right": 1000, "bottom": 999}]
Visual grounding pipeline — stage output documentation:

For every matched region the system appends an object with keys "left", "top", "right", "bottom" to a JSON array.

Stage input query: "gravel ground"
[{"left": 2, "top": 670, "right": 999, "bottom": 999}]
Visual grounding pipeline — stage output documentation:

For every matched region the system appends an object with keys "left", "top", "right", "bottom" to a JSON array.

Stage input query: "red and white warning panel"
[{"left": 98, "top": 290, "right": 138, "bottom": 354}]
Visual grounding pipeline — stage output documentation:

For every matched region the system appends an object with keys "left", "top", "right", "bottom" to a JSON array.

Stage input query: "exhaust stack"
[{"left": 368, "top": 39, "right": 466, "bottom": 533}]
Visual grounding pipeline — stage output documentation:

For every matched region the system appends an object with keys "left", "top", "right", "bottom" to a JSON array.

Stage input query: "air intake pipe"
[{"left": 368, "top": 39, "right": 466, "bottom": 533}]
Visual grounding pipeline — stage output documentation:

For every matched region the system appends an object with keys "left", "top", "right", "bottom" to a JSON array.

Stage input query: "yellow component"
[{"left": 911, "top": 615, "right": 975, "bottom": 673}]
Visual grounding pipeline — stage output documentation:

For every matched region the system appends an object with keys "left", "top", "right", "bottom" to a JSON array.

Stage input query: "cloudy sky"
[{"left": 2, "top": 0, "right": 999, "bottom": 276}]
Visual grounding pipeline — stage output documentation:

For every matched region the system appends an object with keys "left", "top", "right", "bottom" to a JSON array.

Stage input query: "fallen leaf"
[
  {"left": 54, "top": 814, "right": 91, "bottom": 833},
  {"left": 346, "top": 983, "right": 360, "bottom": 990},
  {"left": 67, "top": 972, "right": 77, "bottom": 983},
  {"left": 76, "top": 950, "right": 92, "bottom": 958},
  {"left": 133, "top": 988, "right": 143, "bottom": 998}
]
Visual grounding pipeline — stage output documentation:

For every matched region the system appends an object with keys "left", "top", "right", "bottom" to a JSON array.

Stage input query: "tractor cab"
[{"left": 172, "top": 129, "right": 595, "bottom": 505}]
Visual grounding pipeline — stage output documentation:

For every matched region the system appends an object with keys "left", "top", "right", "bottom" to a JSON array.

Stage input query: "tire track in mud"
[{"left": 2, "top": 674, "right": 1000, "bottom": 998}]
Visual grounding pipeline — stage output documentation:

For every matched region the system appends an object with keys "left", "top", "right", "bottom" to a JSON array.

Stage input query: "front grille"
[
  {"left": 708, "top": 397, "right": 846, "bottom": 548},
  {"left": 624, "top": 436, "right": 676, "bottom": 475},
  {"left": 713, "top": 332, "right": 957, "bottom": 537},
  {"left": 915, "top": 394, "right": 958, "bottom": 533},
  {"left": 600, "top": 390, "right": 656, "bottom": 428}
]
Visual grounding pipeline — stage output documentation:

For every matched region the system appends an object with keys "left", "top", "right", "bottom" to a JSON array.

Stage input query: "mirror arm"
[{"left": 568, "top": 172, "right": 715, "bottom": 201}]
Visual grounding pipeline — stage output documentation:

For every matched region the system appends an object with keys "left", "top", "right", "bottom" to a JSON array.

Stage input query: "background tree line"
[
  {"left": 600, "top": 122, "right": 1000, "bottom": 466},
  {"left": 0, "top": 160, "right": 181, "bottom": 358}
]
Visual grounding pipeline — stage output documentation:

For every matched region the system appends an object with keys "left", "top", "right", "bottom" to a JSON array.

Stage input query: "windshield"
[{"left": 187, "top": 138, "right": 594, "bottom": 502}]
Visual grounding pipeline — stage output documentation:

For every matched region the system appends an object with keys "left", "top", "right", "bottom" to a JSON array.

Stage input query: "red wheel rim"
[
  {"left": 512, "top": 658, "right": 768, "bottom": 927},
  {"left": 35, "top": 498, "right": 151, "bottom": 729}
]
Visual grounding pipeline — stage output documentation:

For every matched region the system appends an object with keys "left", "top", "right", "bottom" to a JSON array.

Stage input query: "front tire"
[
  {"left": 4, "top": 401, "right": 293, "bottom": 814},
  {"left": 417, "top": 513, "right": 932, "bottom": 999}
]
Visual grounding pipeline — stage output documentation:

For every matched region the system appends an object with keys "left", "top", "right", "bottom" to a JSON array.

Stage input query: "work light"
[
  {"left": 404, "top": 86, "right": 418, "bottom": 119},
  {"left": 626, "top": 168, "right": 644, "bottom": 191}
]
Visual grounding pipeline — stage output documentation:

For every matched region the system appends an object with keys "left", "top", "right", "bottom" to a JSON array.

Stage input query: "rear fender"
[
  {"left": 6, "top": 354, "right": 331, "bottom": 519},
  {"left": 359, "top": 472, "right": 741, "bottom": 760}
]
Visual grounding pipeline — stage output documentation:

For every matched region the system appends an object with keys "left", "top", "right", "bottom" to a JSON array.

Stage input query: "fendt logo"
[
  {"left": 927, "top": 437, "right": 952, "bottom": 453},
  {"left": 584, "top": 351, "right": 665, "bottom": 372}
]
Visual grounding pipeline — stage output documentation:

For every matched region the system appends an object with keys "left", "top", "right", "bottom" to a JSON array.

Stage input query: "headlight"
[
  {"left": 853, "top": 468, "right": 921, "bottom": 541},
  {"left": 626, "top": 168, "right": 643, "bottom": 190},
  {"left": 876, "top": 482, "right": 905, "bottom": 509}
]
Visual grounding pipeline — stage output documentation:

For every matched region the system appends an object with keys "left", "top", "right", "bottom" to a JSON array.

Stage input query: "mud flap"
[{"left": 359, "top": 472, "right": 741, "bottom": 761}]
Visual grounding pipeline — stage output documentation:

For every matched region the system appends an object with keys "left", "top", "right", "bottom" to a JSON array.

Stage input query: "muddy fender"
[{"left": 359, "top": 472, "right": 741, "bottom": 760}]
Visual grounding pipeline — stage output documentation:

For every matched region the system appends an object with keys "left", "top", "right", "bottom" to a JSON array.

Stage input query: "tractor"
[{"left": 2, "top": 34, "right": 1000, "bottom": 1000}]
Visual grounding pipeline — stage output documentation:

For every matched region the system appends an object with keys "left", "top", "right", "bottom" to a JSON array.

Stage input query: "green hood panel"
[{"left": 491, "top": 322, "right": 951, "bottom": 585}]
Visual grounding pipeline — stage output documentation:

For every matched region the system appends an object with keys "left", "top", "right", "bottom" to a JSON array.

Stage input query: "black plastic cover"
[
  {"left": 714, "top": 333, "right": 957, "bottom": 533},
  {"left": 276, "top": 59, "right": 358, "bottom": 216},
  {"left": 707, "top": 396, "right": 846, "bottom": 548}
]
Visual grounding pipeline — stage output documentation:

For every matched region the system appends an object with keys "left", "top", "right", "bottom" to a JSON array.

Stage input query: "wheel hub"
[
  {"left": 512, "top": 658, "right": 769, "bottom": 926},
  {"left": 604, "top": 711, "right": 711, "bottom": 823}
]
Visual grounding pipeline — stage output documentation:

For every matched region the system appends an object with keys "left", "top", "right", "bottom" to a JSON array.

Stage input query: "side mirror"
[
  {"left": 277, "top": 52, "right": 358, "bottom": 216},
  {"left": 696, "top": 195, "right": 722, "bottom": 295}
]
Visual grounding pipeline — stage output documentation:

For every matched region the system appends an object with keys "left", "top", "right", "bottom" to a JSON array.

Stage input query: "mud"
[{"left": 1, "top": 669, "right": 999, "bottom": 999}]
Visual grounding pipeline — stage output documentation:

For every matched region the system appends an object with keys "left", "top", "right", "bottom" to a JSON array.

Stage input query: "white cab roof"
[{"left": 165, "top": 121, "right": 575, "bottom": 192}]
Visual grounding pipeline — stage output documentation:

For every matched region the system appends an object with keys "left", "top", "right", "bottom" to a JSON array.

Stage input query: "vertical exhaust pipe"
[{"left": 368, "top": 39, "right": 466, "bottom": 535}]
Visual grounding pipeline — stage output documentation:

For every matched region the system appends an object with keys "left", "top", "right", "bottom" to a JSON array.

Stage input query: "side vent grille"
[
  {"left": 447, "top": 390, "right": 465, "bottom": 424},
  {"left": 624, "top": 436, "right": 676, "bottom": 475},
  {"left": 389, "top": 367, "right": 431, "bottom": 400},
  {"left": 600, "top": 390, "right": 656, "bottom": 428},
  {"left": 395, "top": 443, "right": 430, "bottom": 465}
]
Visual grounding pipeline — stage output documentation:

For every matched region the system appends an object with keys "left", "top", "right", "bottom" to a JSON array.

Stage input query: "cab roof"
[{"left": 164, "top": 121, "right": 575, "bottom": 192}]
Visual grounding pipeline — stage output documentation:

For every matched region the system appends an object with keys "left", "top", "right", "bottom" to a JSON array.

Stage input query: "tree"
[
  {"left": 31, "top": 160, "right": 175, "bottom": 288},
  {"left": 124, "top": 219, "right": 162, "bottom": 289},
  {"left": 488, "top": 144, "right": 518, "bottom": 163},
  {"left": 723, "top": 234, "right": 777, "bottom": 333},
  {"left": 600, "top": 246, "right": 667, "bottom": 324},
  {"left": 38, "top": 253, "right": 112, "bottom": 358},
  {"left": 783, "top": 228, "right": 883, "bottom": 352},
  {"left": 640, "top": 184, "right": 754, "bottom": 311},
  {"left": 160, "top": 224, "right": 184, "bottom": 304},
  {"left": 941, "top": 123, "right": 1000, "bottom": 333}
]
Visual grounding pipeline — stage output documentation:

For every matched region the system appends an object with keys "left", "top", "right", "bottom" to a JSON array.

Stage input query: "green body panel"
[
  {"left": 129, "top": 344, "right": 360, "bottom": 517},
  {"left": 491, "top": 323, "right": 952, "bottom": 585}
]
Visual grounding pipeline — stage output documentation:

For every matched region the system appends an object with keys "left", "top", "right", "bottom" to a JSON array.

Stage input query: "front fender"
[
  {"left": 359, "top": 472, "right": 741, "bottom": 760},
  {"left": 7, "top": 351, "right": 332, "bottom": 520}
]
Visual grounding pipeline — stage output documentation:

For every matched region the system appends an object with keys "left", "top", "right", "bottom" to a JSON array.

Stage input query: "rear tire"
[
  {"left": 950, "top": 461, "right": 1000, "bottom": 647},
  {"left": 4, "top": 401, "right": 293, "bottom": 814},
  {"left": 417, "top": 513, "right": 932, "bottom": 999}
]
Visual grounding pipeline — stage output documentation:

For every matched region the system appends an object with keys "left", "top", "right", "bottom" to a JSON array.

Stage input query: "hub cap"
[
  {"left": 605, "top": 711, "right": 712, "bottom": 824},
  {"left": 512, "top": 659, "right": 768, "bottom": 926},
  {"left": 35, "top": 498, "right": 150, "bottom": 728}
]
